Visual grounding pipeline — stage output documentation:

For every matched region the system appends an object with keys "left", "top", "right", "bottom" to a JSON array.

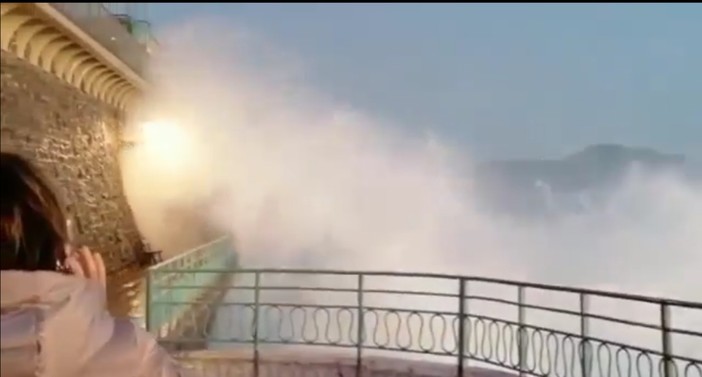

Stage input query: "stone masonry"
[{"left": 0, "top": 50, "right": 142, "bottom": 273}]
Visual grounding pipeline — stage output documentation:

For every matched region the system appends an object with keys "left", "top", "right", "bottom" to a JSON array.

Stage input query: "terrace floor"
[{"left": 177, "top": 349, "right": 517, "bottom": 377}]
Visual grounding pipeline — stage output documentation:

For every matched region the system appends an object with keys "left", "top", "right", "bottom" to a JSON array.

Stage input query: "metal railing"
[
  {"left": 148, "top": 268, "right": 702, "bottom": 377},
  {"left": 146, "top": 236, "right": 237, "bottom": 333},
  {"left": 48, "top": 3, "right": 155, "bottom": 77}
]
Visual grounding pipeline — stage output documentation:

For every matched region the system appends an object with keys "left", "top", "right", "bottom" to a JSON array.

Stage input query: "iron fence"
[
  {"left": 48, "top": 3, "right": 154, "bottom": 77},
  {"left": 146, "top": 237, "right": 237, "bottom": 333},
  {"left": 147, "top": 269, "right": 702, "bottom": 377}
]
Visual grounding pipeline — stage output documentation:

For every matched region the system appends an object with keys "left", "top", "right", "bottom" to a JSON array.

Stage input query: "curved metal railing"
[{"left": 148, "top": 268, "right": 702, "bottom": 377}]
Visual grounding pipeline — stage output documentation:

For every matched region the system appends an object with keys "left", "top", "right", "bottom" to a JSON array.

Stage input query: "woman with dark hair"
[{"left": 0, "top": 152, "right": 195, "bottom": 377}]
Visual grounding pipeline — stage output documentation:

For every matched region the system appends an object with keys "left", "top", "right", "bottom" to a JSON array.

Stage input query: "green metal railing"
[
  {"left": 48, "top": 3, "right": 156, "bottom": 77},
  {"left": 145, "top": 236, "right": 237, "bottom": 333},
  {"left": 148, "top": 268, "right": 702, "bottom": 377}
]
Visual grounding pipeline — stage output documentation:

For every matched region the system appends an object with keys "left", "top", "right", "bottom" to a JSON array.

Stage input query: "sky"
[{"left": 147, "top": 3, "right": 702, "bottom": 162}]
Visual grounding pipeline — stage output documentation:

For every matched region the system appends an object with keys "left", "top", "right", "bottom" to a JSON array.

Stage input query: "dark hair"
[{"left": 0, "top": 152, "right": 68, "bottom": 271}]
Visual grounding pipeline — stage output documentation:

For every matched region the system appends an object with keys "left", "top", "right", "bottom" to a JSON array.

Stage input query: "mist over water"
[{"left": 120, "top": 20, "right": 701, "bottom": 364}]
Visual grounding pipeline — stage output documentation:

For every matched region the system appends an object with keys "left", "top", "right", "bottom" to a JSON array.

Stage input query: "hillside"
[{"left": 473, "top": 144, "right": 687, "bottom": 217}]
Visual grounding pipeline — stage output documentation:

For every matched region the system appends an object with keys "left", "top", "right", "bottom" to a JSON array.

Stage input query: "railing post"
[
  {"left": 145, "top": 269, "right": 153, "bottom": 333},
  {"left": 457, "top": 278, "right": 466, "bottom": 377},
  {"left": 465, "top": 280, "right": 471, "bottom": 368},
  {"left": 579, "top": 293, "right": 591, "bottom": 377},
  {"left": 517, "top": 286, "right": 527, "bottom": 377},
  {"left": 253, "top": 272, "right": 261, "bottom": 377},
  {"left": 356, "top": 273, "right": 365, "bottom": 377},
  {"left": 661, "top": 302, "right": 673, "bottom": 377}
]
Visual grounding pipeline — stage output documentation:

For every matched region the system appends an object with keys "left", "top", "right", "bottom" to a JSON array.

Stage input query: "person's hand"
[{"left": 65, "top": 245, "right": 107, "bottom": 290}]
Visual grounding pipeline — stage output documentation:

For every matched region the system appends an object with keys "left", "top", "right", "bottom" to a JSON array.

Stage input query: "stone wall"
[{"left": 0, "top": 50, "right": 142, "bottom": 273}]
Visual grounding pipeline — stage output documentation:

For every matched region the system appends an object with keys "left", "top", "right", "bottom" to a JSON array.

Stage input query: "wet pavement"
[{"left": 106, "top": 267, "right": 145, "bottom": 318}]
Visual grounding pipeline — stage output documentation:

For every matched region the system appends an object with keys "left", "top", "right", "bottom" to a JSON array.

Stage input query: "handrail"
[
  {"left": 149, "top": 268, "right": 702, "bottom": 377},
  {"left": 146, "top": 236, "right": 236, "bottom": 333},
  {"left": 149, "top": 268, "right": 702, "bottom": 308},
  {"left": 148, "top": 236, "right": 232, "bottom": 272}
]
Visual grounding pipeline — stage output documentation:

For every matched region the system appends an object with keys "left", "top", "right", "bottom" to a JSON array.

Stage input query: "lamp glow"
[{"left": 139, "top": 120, "right": 190, "bottom": 169}]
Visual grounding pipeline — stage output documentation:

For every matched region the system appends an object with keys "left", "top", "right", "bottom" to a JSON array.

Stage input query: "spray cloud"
[{"left": 120, "top": 19, "right": 701, "bottom": 365}]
